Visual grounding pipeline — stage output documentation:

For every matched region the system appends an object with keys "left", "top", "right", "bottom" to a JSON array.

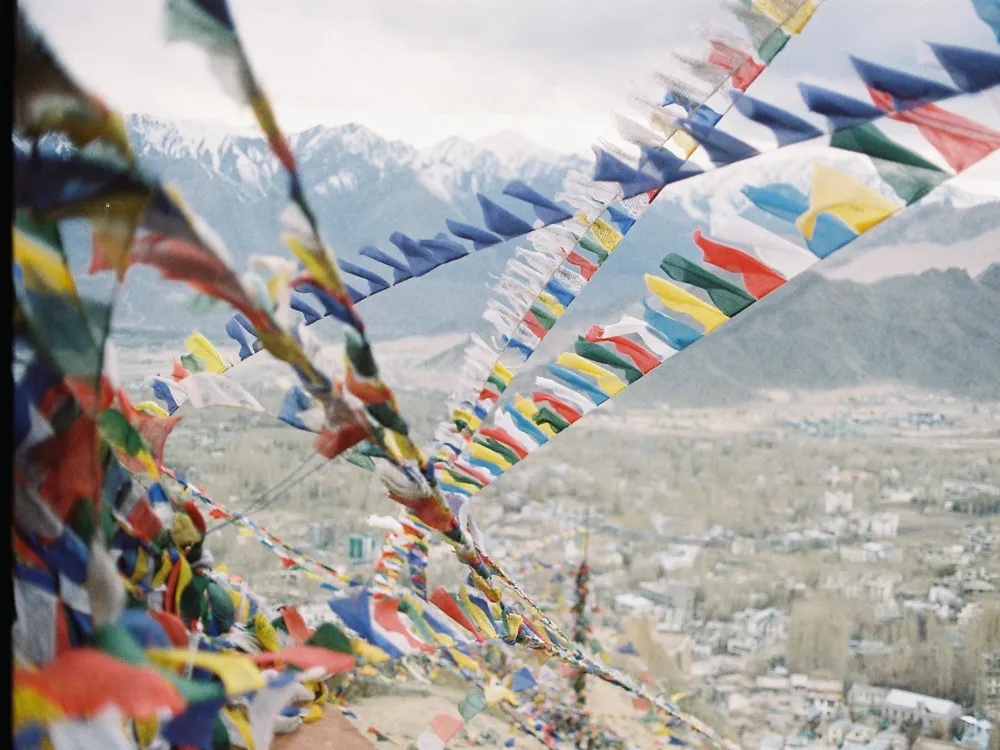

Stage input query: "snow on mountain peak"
[
  {"left": 291, "top": 123, "right": 413, "bottom": 169},
  {"left": 123, "top": 113, "right": 582, "bottom": 204},
  {"left": 474, "top": 130, "right": 562, "bottom": 170}
]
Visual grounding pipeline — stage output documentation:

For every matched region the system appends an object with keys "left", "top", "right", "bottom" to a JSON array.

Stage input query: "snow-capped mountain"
[
  {"left": 128, "top": 114, "right": 585, "bottom": 207},
  {"left": 42, "top": 113, "right": 1000, "bottom": 346},
  {"left": 102, "top": 114, "right": 588, "bottom": 337}
]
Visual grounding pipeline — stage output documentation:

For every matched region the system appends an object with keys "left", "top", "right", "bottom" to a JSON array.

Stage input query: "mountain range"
[{"left": 51, "top": 115, "right": 1000, "bottom": 401}]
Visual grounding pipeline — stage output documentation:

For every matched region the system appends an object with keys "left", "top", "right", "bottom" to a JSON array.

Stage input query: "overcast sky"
[{"left": 22, "top": 0, "right": 1000, "bottom": 157}]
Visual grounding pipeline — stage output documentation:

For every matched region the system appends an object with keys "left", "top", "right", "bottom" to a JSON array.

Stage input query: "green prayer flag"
[
  {"left": 345, "top": 328, "right": 378, "bottom": 378},
  {"left": 476, "top": 436, "right": 520, "bottom": 465},
  {"left": 487, "top": 372, "right": 508, "bottom": 393},
  {"left": 830, "top": 122, "right": 947, "bottom": 204},
  {"left": 578, "top": 236, "right": 609, "bottom": 263},
  {"left": 447, "top": 467, "right": 484, "bottom": 489},
  {"left": 306, "top": 622, "right": 355, "bottom": 654},
  {"left": 205, "top": 581, "right": 235, "bottom": 634},
  {"left": 367, "top": 403, "right": 409, "bottom": 435},
  {"left": 659, "top": 253, "right": 754, "bottom": 316},
  {"left": 758, "top": 29, "right": 789, "bottom": 64},
  {"left": 533, "top": 405, "right": 571, "bottom": 433},
  {"left": 211, "top": 715, "right": 233, "bottom": 750},
  {"left": 458, "top": 686, "right": 488, "bottom": 721},
  {"left": 574, "top": 338, "right": 644, "bottom": 384},
  {"left": 830, "top": 122, "right": 942, "bottom": 172},
  {"left": 97, "top": 409, "right": 148, "bottom": 456},
  {"left": 181, "top": 352, "right": 205, "bottom": 373},
  {"left": 344, "top": 450, "right": 376, "bottom": 472},
  {"left": 530, "top": 304, "right": 557, "bottom": 331}
]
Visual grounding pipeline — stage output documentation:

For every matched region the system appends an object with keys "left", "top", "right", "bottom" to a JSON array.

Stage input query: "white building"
[
  {"left": 798, "top": 677, "right": 845, "bottom": 718},
  {"left": 840, "top": 542, "right": 895, "bottom": 564},
  {"left": 862, "top": 573, "right": 902, "bottom": 603},
  {"left": 882, "top": 689, "right": 962, "bottom": 733},
  {"left": 824, "top": 490, "right": 855, "bottom": 515},
  {"left": 640, "top": 579, "right": 696, "bottom": 633},
  {"left": 614, "top": 593, "right": 655, "bottom": 617},
  {"left": 862, "top": 513, "right": 900, "bottom": 539},
  {"left": 956, "top": 717, "right": 992, "bottom": 750},
  {"left": 928, "top": 586, "right": 960, "bottom": 607},
  {"left": 848, "top": 683, "right": 888, "bottom": 715},
  {"left": 659, "top": 544, "right": 701, "bottom": 572}
]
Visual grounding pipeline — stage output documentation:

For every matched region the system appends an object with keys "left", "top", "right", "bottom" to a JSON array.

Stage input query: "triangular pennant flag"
[
  {"left": 829, "top": 122, "right": 948, "bottom": 204},
  {"left": 677, "top": 119, "right": 760, "bottom": 166},
  {"left": 798, "top": 83, "right": 885, "bottom": 130},
  {"left": 850, "top": 56, "right": 958, "bottom": 109},
  {"left": 741, "top": 182, "right": 808, "bottom": 222},
  {"left": 503, "top": 181, "right": 573, "bottom": 224},
  {"left": 445, "top": 219, "right": 503, "bottom": 250},
  {"left": 928, "top": 43, "right": 1000, "bottom": 94},
  {"left": 389, "top": 232, "right": 438, "bottom": 276},
  {"left": 795, "top": 163, "right": 899, "bottom": 239},
  {"left": 339, "top": 260, "right": 390, "bottom": 294},
  {"left": 511, "top": 667, "right": 537, "bottom": 693},
  {"left": 732, "top": 93, "right": 823, "bottom": 146},
  {"left": 359, "top": 245, "right": 412, "bottom": 283}
]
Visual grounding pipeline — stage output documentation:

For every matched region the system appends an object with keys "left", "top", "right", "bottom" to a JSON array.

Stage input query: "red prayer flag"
[
  {"left": 429, "top": 588, "right": 484, "bottom": 642},
  {"left": 523, "top": 311, "right": 547, "bottom": 340},
  {"left": 315, "top": 422, "right": 368, "bottom": 459},
  {"left": 431, "top": 714, "right": 464, "bottom": 743},
  {"left": 692, "top": 229, "right": 786, "bottom": 298},
  {"left": 252, "top": 646, "right": 355, "bottom": 675},
  {"left": 172, "top": 359, "right": 191, "bottom": 382},
  {"left": 477, "top": 426, "right": 529, "bottom": 458},
  {"left": 566, "top": 251, "right": 598, "bottom": 280},
  {"left": 585, "top": 326, "right": 661, "bottom": 373},
  {"left": 531, "top": 392, "right": 582, "bottom": 424},
  {"left": 868, "top": 87, "right": 1000, "bottom": 172},
  {"left": 15, "top": 649, "right": 186, "bottom": 717},
  {"left": 280, "top": 606, "right": 315, "bottom": 646}
]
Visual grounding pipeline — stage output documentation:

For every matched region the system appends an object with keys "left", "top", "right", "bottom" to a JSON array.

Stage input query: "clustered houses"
[{"left": 593, "top": 476, "right": 1000, "bottom": 750}]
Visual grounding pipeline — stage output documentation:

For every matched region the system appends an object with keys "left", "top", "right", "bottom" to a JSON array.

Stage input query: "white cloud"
[{"left": 21, "top": 0, "right": 1000, "bottom": 155}]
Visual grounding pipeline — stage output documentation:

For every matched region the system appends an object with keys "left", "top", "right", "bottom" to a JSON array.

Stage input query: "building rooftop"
[{"left": 884, "top": 689, "right": 961, "bottom": 716}]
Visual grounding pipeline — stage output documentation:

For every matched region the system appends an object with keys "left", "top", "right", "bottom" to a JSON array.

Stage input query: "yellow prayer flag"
[
  {"left": 452, "top": 408, "right": 481, "bottom": 432},
  {"left": 644, "top": 275, "right": 729, "bottom": 331},
  {"left": 13, "top": 229, "right": 78, "bottom": 297},
  {"left": 184, "top": 332, "right": 227, "bottom": 374},
  {"left": 492, "top": 362, "right": 514, "bottom": 385},
  {"left": 222, "top": 706, "right": 255, "bottom": 748},
  {"left": 353, "top": 640, "right": 391, "bottom": 664},
  {"left": 554, "top": 354, "right": 627, "bottom": 395},
  {"left": 670, "top": 131, "right": 699, "bottom": 158},
  {"left": 468, "top": 442, "right": 513, "bottom": 470},
  {"left": 754, "top": 0, "right": 818, "bottom": 33},
  {"left": 145, "top": 650, "right": 266, "bottom": 696},
  {"left": 252, "top": 612, "right": 281, "bottom": 653},
  {"left": 448, "top": 648, "right": 481, "bottom": 671},
  {"left": 796, "top": 163, "right": 900, "bottom": 239},
  {"left": 130, "top": 548, "right": 150, "bottom": 584},
  {"left": 459, "top": 586, "right": 498, "bottom": 640},
  {"left": 591, "top": 219, "right": 623, "bottom": 251},
  {"left": 134, "top": 401, "right": 170, "bottom": 418},
  {"left": 512, "top": 395, "right": 557, "bottom": 437}
]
